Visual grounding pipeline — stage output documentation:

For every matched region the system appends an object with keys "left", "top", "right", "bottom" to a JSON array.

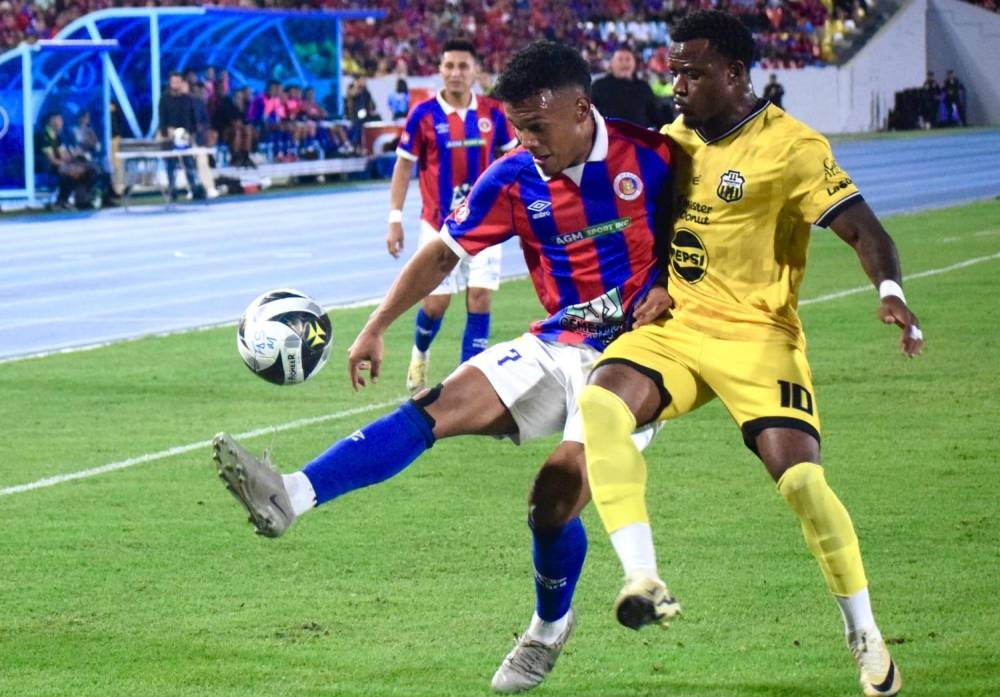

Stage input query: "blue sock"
[
  {"left": 532, "top": 517, "right": 587, "bottom": 622},
  {"left": 302, "top": 401, "right": 435, "bottom": 505},
  {"left": 414, "top": 308, "right": 443, "bottom": 353},
  {"left": 461, "top": 311, "right": 491, "bottom": 362}
]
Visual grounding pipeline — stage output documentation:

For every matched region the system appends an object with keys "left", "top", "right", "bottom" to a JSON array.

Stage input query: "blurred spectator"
[
  {"left": 158, "top": 71, "right": 206, "bottom": 201},
  {"left": 590, "top": 47, "right": 661, "bottom": 128},
  {"left": 70, "top": 110, "right": 100, "bottom": 160},
  {"left": 942, "top": 69, "right": 967, "bottom": 126},
  {"left": 920, "top": 71, "right": 941, "bottom": 129},
  {"left": 35, "top": 112, "right": 99, "bottom": 210},
  {"left": 212, "top": 85, "right": 258, "bottom": 168},
  {"left": 649, "top": 71, "right": 674, "bottom": 124},
  {"left": 388, "top": 77, "right": 410, "bottom": 120},
  {"left": 343, "top": 76, "right": 379, "bottom": 153},
  {"left": 762, "top": 73, "right": 785, "bottom": 109}
]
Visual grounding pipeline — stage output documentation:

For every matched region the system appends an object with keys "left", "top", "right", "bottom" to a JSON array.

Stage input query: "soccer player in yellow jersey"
[{"left": 579, "top": 10, "right": 922, "bottom": 697}]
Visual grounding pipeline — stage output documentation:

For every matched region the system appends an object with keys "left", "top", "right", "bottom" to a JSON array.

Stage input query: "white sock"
[
  {"left": 524, "top": 611, "right": 569, "bottom": 645},
  {"left": 282, "top": 471, "right": 316, "bottom": 517},
  {"left": 836, "top": 587, "right": 877, "bottom": 636},
  {"left": 609, "top": 522, "right": 660, "bottom": 580},
  {"left": 411, "top": 346, "right": 428, "bottom": 361}
]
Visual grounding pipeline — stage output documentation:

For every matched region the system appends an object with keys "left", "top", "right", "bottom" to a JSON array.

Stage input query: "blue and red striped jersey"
[
  {"left": 441, "top": 115, "right": 672, "bottom": 351},
  {"left": 397, "top": 92, "right": 516, "bottom": 228}
]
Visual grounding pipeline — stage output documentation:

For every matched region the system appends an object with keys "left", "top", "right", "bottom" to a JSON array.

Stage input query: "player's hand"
[
  {"left": 386, "top": 222, "right": 404, "bottom": 259},
  {"left": 878, "top": 296, "right": 924, "bottom": 357},
  {"left": 631, "top": 285, "right": 674, "bottom": 327},
  {"left": 347, "top": 327, "right": 384, "bottom": 390}
]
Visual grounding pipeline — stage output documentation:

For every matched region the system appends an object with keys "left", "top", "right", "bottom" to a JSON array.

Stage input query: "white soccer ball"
[{"left": 237, "top": 288, "right": 333, "bottom": 385}]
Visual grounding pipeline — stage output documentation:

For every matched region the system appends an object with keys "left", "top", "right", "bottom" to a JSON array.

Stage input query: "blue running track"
[{"left": 2, "top": 129, "right": 998, "bottom": 362}]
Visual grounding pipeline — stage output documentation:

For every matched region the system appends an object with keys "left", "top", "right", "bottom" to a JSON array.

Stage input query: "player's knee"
[
  {"left": 529, "top": 460, "right": 586, "bottom": 533},
  {"left": 466, "top": 287, "right": 492, "bottom": 313},
  {"left": 408, "top": 383, "right": 443, "bottom": 430}
]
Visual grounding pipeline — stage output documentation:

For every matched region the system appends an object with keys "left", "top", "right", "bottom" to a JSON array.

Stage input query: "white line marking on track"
[
  {"left": 3, "top": 252, "right": 999, "bottom": 497},
  {"left": 0, "top": 398, "right": 403, "bottom": 497}
]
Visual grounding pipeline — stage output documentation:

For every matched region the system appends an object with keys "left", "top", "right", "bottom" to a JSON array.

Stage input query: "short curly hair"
[
  {"left": 492, "top": 41, "right": 591, "bottom": 103},
  {"left": 670, "top": 10, "right": 756, "bottom": 70}
]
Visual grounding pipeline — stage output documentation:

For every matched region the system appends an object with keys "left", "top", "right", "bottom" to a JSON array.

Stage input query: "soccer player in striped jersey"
[
  {"left": 386, "top": 38, "right": 518, "bottom": 395},
  {"left": 580, "top": 11, "right": 921, "bottom": 697},
  {"left": 213, "top": 41, "right": 674, "bottom": 692}
]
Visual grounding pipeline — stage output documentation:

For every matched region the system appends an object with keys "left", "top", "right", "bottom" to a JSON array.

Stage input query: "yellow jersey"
[{"left": 662, "top": 101, "right": 860, "bottom": 346}]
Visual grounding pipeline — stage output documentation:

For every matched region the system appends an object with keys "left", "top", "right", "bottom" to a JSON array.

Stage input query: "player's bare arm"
[
  {"left": 829, "top": 200, "right": 924, "bottom": 357},
  {"left": 386, "top": 155, "right": 415, "bottom": 258},
  {"left": 349, "top": 238, "right": 461, "bottom": 388}
]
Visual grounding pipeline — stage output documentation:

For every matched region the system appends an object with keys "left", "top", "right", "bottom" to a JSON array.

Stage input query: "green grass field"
[{"left": 1, "top": 199, "right": 998, "bottom": 697}]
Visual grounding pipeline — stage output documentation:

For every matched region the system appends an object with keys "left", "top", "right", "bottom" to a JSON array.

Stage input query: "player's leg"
[
  {"left": 581, "top": 322, "right": 706, "bottom": 630},
  {"left": 714, "top": 338, "right": 900, "bottom": 697},
  {"left": 492, "top": 441, "right": 586, "bottom": 694},
  {"left": 408, "top": 221, "right": 458, "bottom": 393},
  {"left": 213, "top": 359, "right": 517, "bottom": 538},
  {"left": 461, "top": 243, "right": 502, "bottom": 362}
]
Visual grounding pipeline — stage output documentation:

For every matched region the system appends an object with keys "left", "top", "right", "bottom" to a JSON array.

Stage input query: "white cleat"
[
  {"left": 849, "top": 629, "right": 902, "bottom": 696},
  {"left": 212, "top": 432, "right": 294, "bottom": 538},
  {"left": 491, "top": 610, "right": 575, "bottom": 693},
  {"left": 613, "top": 573, "right": 681, "bottom": 630}
]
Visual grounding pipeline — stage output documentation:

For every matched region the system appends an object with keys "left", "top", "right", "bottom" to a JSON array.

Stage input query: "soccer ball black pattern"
[{"left": 237, "top": 288, "right": 333, "bottom": 385}]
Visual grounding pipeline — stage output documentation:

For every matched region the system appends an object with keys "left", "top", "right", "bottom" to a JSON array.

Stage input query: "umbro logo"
[{"left": 527, "top": 200, "right": 552, "bottom": 219}]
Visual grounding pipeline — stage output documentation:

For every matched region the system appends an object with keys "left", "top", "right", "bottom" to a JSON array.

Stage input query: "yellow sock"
[
  {"left": 777, "top": 462, "right": 868, "bottom": 597},
  {"left": 579, "top": 384, "right": 649, "bottom": 534}
]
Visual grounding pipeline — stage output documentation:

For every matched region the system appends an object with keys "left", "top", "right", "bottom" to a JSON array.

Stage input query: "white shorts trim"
[
  {"left": 466, "top": 333, "right": 660, "bottom": 447},
  {"left": 422, "top": 220, "right": 501, "bottom": 295}
]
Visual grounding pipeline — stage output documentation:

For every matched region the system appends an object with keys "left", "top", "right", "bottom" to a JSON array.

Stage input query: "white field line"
[
  {"left": 2, "top": 250, "right": 999, "bottom": 497},
  {"left": 0, "top": 398, "right": 403, "bottom": 497}
]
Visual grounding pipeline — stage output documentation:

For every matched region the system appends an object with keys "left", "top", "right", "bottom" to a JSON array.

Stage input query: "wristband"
[
  {"left": 388, "top": 209, "right": 403, "bottom": 224},
  {"left": 878, "top": 280, "right": 905, "bottom": 303}
]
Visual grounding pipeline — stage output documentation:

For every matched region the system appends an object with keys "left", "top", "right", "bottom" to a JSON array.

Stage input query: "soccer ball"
[{"left": 237, "top": 288, "right": 333, "bottom": 385}]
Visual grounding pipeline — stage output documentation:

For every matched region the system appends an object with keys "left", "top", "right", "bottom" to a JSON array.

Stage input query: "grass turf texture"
[{"left": 1, "top": 199, "right": 998, "bottom": 696}]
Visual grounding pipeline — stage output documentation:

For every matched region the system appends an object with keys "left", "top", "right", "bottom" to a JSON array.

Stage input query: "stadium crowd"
[{"left": 3, "top": 0, "right": 882, "bottom": 70}]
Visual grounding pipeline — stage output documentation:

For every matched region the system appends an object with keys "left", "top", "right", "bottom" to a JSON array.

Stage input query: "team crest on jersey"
[
  {"left": 478, "top": 117, "right": 493, "bottom": 133},
  {"left": 717, "top": 169, "right": 745, "bottom": 203},
  {"left": 671, "top": 228, "right": 708, "bottom": 283},
  {"left": 454, "top": 202, "right": 470, "bottom": 224},
  {"left": 613, "top": 172, "right": 643, "bottom": 201}
]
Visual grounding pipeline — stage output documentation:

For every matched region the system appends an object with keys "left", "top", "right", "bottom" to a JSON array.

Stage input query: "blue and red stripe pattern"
[
  {"left": 397, "top": 93, "right": 515, "bottom": 228},
  {"left": 442, "top": 116, "right": 672, "bottom": 351}
]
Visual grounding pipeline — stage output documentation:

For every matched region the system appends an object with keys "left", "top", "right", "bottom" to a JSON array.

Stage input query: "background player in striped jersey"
[
  {"left": 579, "top": 11, "right": 921, "bottom": 697},
  {"left": 386, "top": 38, "right": 518, "bottom": 394},
  {"left": 213, "top": 41, "right": 674, "bottom": 693}
]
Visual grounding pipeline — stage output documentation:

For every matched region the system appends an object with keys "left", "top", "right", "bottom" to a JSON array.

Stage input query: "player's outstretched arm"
[
  {"left": 348, "top": 238, "right": 460, "bottom": 389},
  {"left": 829, "top": 200, "right": 924, "bottom": 357}
]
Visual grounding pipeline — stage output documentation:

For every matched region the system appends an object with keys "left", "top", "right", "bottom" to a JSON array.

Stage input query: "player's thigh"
[
  {"left": 597, "top": 320, "right": 715, "bottom": 423},
  {"left": 702, "top": 337, "right": 821, "bottom": 460},
  {"left": 425, "top": 362, "right": 516, "bottom": 438},
  {"left": 465, "top": 334, "right": 585, "bottom": 444}
]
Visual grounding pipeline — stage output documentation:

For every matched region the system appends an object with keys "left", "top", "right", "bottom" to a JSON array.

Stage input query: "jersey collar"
[
  {"left": 436, "top": 90, "right": 478, "bottom": 116},
  {"left": 695, "top": 98, "right": 769, "bottom": 144},
  {"left": 534, "top": 106, "right": 608, "bottom": 185}
]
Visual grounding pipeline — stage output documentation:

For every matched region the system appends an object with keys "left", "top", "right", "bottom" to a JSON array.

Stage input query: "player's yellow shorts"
[{"left": 597, "top": 317, "right": 821, "bottom": 455}]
